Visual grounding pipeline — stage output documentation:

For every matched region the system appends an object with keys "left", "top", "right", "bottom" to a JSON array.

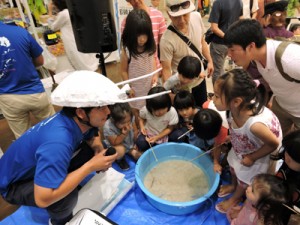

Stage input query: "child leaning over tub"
[
  {"left": 173, "top": 90, "right": 222, "bottom": 151},
  {"left": 163, "top": 56, "right": 203, "bottom": 103},
  {"left": 103, "top": 103, "right": 140, "bottom": 170},
  {"left": 271, "top": 130, "right": 300, "bottom": 225},
  {"left": 227, "top": 174, "right": 292, "bottom": 225},
  {"left": 212, "top": 69, "right": 282, "bottom": 214},
  {"left": 136, "top": 86, "right": 180, "bottom": 152}
]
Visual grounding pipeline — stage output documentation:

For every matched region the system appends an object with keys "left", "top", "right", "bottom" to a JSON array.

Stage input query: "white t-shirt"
[
  {"left": 139, "top": 106, "right": 178, "bottom": 135},
  {"left": 242, "top": 0, "right": 259, "bottom": 18},
  {"left": 256, "top": 40, "right": 300, "bottom": 117},
  {"left": 163, "top": 72, "right": 203, "bottom": 92}
]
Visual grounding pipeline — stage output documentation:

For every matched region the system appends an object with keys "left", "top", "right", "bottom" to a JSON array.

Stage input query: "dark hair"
[
  {"left": 109, "top": 103, "right": 133, "bottom": 124},
  {"left": 216, "top": 68, "right": 267, "bottom": 115},
  {"left": 122, "top": 9, "right": 156, "bottom": 58},
  {"left": 62, "top": 106, "right": 94, "bottom": 117},
  {"left": 52, "top": 0, "right": 67, "bottom": 11},
  {"left": 289, "top": 23, "right": 300, "bottom": 32},
  {"left": 173, "top": 90, "right": 195, "bottom": 110},
  {"left": 224, "top": 19, "right": 266, "bottom": 50},
  {"left": 193, "top": 109, "right": 222, "bottom": 140},
  {"left": 272, "top": 130, "right": 300, "bottom": 163},
  {"left": 146, "top": 86, "right": 171, "bottom": 114},
  {"left": 177, "top": 56, "right": 201, "bottom": 79},
  {"left": 253, "top": 174, "right": 292, "bottom": 225}
]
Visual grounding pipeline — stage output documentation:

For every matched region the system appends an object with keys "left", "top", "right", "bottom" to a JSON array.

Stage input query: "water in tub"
[{"left": 143, "top": 160, "right": 209, "bottom": 202}]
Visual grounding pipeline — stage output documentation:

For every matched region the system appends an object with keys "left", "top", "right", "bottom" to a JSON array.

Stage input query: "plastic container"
[{"left": 135, "top": 142, "right": 219, "bottom": 215}]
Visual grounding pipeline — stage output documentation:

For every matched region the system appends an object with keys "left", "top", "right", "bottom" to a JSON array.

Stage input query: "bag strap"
[
  {"left": 167, "top": 25, "right": 206, "bottom": 62},
  {"left": 275, "top": 41, "right": 300, "bottom": 83},
  {"left": 249, "top": 0, "right": 253, "bottom": 17}
]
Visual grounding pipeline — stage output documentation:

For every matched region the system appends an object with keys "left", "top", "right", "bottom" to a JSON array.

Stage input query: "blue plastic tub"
[{"left": 135, "top": 142, "right": 220, "bottom": 215}]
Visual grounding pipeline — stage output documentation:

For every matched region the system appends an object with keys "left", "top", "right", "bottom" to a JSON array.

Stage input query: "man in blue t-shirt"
[
  {"left": 0, "top": 22, "right": 55, "bottom": 138},
  {"left": 0, "top": 71, "right": 120, "bottom": 225}
]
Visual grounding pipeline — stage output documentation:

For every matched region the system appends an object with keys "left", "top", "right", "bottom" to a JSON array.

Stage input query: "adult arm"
[
  {"left": 33, "top": 54, "right": 44, "bottom": 67},
  {"left": 159, "top": 35, "right": 174, "bottom": 83},
  {"left": 34, "top": 151, "right": 117, "bottom": 208},
  {"left": 161, "top": 60, "right": 172, "bottom": 83},
  {"left": 201, "top": 36, "right": 214, "bottom": 77},
  {"left": 211, "top": 22, "right": 225, "bottom": 39}
]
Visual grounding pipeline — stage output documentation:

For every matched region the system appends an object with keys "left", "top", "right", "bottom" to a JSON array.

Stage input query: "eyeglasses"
[{"left": 169, "top": 1, "right": 190, "bottom": 13}]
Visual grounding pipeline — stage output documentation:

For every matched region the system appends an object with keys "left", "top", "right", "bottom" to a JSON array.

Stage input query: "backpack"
[
  {"left": 274, "top": 41, "right": 300, "bottom": 83},
  {"left": 66, "top": 208, "right": 118, "bottom": 225}
]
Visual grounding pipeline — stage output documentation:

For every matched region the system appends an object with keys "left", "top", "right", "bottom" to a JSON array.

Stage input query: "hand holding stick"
[{"left": 146, "top": 134, "right": 158, "bottom": 162}]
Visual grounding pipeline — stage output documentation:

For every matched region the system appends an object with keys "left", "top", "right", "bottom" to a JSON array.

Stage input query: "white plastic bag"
[{"left": 41, "top": 44, "right": 57, "bottom": 71}]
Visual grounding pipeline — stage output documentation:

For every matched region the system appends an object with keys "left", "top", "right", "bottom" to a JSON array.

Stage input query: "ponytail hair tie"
[{"left": 253, "top": 79, "right": 260, "bottom": 87}]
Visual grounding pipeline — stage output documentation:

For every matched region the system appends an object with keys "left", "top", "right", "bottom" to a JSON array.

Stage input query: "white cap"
[
  {"left": 166, "top": 0, "right": 195, "bottom": 17},
  {"left": 51, "top": 71, "right": 127, "bottom": 107}
]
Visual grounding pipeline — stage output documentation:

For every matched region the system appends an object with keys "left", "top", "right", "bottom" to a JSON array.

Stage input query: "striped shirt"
[{"left": 121, "top": 7, "right": 167, "bottom": 68}]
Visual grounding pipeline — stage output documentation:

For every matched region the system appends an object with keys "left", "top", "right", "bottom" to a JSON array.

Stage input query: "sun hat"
[
  {"left": 263, "top": 0, "right": 288, "bottom": 17},
  {"left": 51, "top": 70, "right": 127, "bottom": 107},
  {"left": 166, "top": 0, "right": 195, "bottom": 17}
]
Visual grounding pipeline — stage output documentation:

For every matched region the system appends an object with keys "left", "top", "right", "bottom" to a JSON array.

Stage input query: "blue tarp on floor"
[{"left": 0, "top": 156, "right": 230, "bottom": 225}]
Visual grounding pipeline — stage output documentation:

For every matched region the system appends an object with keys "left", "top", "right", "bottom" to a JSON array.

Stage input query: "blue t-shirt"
[
  {"left": 0, "top": 22, "right": 44, "bottom": 94},
  {"left": 0, "top": 112, "right": 84, "bottom": 197}
]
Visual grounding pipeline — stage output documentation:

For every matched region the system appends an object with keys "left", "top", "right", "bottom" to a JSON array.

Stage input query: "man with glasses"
[{"left": 160, "top": 0, "right": 213, "bottom": 108}]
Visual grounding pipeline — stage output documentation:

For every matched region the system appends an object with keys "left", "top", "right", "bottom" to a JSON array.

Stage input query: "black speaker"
[{"left": 65, "top": 0, "right": 117, "bottom": 53}]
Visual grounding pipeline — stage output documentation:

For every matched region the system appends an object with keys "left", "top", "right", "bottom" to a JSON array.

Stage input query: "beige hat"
[{"left": 166, "top": 0, "right": 195, "bottom": 17}]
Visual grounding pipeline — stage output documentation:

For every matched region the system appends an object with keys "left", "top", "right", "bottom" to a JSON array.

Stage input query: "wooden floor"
[{"left": 0, "top": 62, "right": 121, "bottom": 153}]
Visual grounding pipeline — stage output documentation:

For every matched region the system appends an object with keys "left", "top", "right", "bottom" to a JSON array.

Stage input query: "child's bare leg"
[
  {"left": 128, "top": 146, "right": 142, "bottom": 161},
  {"left": 218, "top": 171, "right": 237, "bottom": 197},
  {"left": 216, "top": 183, "right": 246, "bottom": 213}
]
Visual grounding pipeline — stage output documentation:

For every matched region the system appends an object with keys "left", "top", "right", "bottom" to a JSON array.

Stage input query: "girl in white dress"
[{"left": 212, "top": 69, "right": 282, "bottom": 213}]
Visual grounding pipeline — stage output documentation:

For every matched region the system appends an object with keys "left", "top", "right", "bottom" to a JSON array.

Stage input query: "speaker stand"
[{"left": 96, "top": 51, "right": 107, "bottom": 76}]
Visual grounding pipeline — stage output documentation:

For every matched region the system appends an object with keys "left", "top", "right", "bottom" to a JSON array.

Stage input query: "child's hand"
[
  {"left": 213, "top": 163, "right": 222, "bottom": 174},
  {"left": 141, "top": 127, "right": 147, "bottom": 135},
  {"left": 121, "top": 124, "right": 132, "bottom": 136},
  {"left": 146, "top": 136, "right": 157, "bottom": 144},
  {"left": 186, "top": 124, "right": 193, "bottom": 130},
  {"left": 241, "top": 155, "right": 255, "bottom": 167},
  {"left": 126, "top": 88, "right": 135, "bottom": 98}
]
